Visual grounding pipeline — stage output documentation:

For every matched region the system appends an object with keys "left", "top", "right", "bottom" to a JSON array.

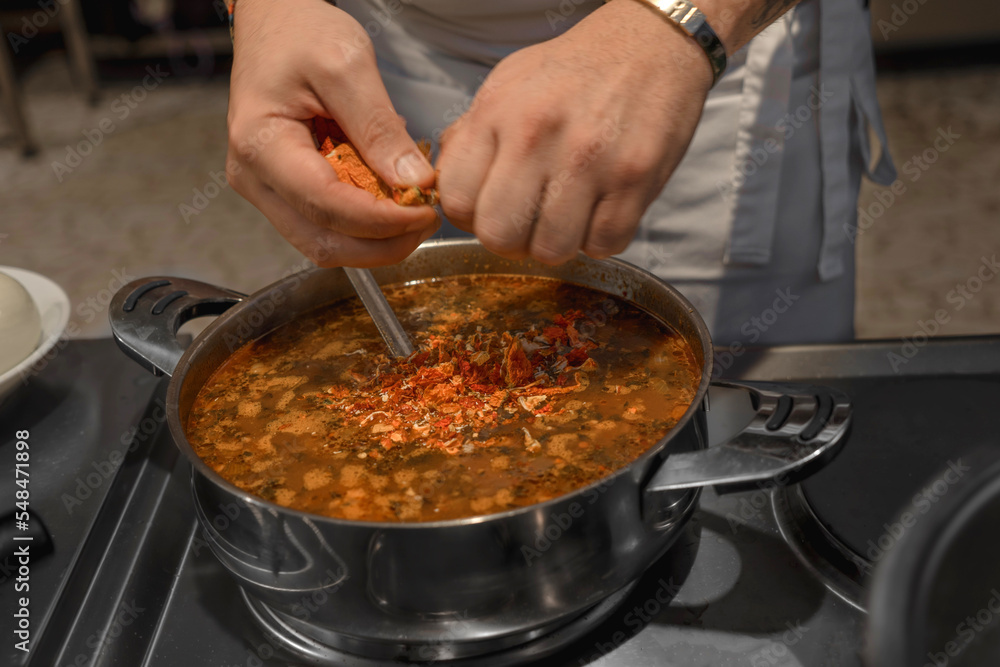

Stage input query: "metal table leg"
[
  {"left": 0, "top": 34, "right": 38, "bottom": 156},
  {"left": 60, "top": 0, "right": 99, "bottom": 106}
]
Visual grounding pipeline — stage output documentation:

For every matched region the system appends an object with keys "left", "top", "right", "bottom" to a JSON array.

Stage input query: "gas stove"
[{"left": 3, "top": 336, "right": 1000, "bottom": 666}]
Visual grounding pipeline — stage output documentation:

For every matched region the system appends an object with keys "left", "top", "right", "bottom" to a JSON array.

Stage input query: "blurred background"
[{"left": 0, "top": 0, "right": 998, "bottom": 339}]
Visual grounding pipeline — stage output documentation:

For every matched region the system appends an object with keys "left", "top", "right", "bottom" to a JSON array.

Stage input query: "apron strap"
[
  {"left": 815, "top": 0, "right": 856, "bottom": 281},
  {"left": 816, "top": 0, "right": 897, "bottom": 281},
  {"left": 724, "top": 16, "right": 794, "bottom": 267},
  {"left": 850, "top": 6, "right": 897, "bottom": 186}
]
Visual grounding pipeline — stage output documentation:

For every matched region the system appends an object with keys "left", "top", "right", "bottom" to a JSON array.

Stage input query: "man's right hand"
[{"left": 226, "top": 0, "right": 439, "bottom": 268}]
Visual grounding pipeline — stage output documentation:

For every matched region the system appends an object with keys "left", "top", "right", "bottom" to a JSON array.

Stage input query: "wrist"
[
  {"left": 230, "top": 0, "right": 340, "bottom": 42},
  {"left": 603, "top": 0, "right": 726, "bottom": 87},
  {"left": 696, "top": 0, "right": 802, "bottom": 53}
]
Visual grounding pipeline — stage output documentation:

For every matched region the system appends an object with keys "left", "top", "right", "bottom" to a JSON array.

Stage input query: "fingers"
[
  {"left": 240, "top": 172, "right": 440, "bottom": 268},
  {"left": 475, "top": 172, "right": 642, "bottom": 264},
  {"left": 314, "top": 60, "right": 435, "bottom": 189},
  {"left": 441, "top": 123, "right": 627, "bottom": 263},
  {"left": 466, "top": 144, "right": 551, "bottom": 260},
  {"left": 436, "top": 122, "right": 497, "bottom": 233},
  {"left": 236, "top": 119, "right": 438, "bottom": 240},
  {"left": 439, "top": 104, "right": 643, "bottom": 263},
  {"left": 528, "top": 179, "right": 598, "bottom": 265},
  {"left": 582, "top": 191, "right": 647, "bottom": 259},
  {"left": 224, "top": 0, "right": 439, "bottom": 270}
]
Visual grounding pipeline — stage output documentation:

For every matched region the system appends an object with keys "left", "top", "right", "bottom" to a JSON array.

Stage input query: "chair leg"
[
  {"left": 0, "top": 39, "right": 38, "bottom": 156},
  {"left": 60, "top": 0, "right": 99, "bottom": 106}
]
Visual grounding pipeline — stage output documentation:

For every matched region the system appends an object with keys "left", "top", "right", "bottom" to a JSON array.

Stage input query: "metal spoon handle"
[{"left": 343, "top": 267, "right": 414, "bottom": 358}]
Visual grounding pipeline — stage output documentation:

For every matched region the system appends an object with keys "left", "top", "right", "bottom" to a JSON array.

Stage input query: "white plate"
[{"left": 0, "top": 267, "right": 70, "bottom": 405}]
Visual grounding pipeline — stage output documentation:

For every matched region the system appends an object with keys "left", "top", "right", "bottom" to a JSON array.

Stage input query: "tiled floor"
[
  {"left": 854, "top": 66, "right": 1000, "bottom": 338},
  {"left": 1, "top": 55, "right": 999, "bottom": 340}
]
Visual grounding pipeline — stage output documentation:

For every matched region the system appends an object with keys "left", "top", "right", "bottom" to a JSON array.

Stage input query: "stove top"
[{"left": 3, "top": 337, "right": 1000, "bottom": 666}]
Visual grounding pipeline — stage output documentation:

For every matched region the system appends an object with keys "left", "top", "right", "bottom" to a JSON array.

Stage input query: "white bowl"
[{"left": 0, "top": 267, "right": 70, "bottom": 405}]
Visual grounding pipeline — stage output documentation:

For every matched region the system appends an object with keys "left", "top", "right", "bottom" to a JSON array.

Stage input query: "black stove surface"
[
  {"left": 4, "top": 337, "right": 1000, "bottom": 666},
  {"left": 799, "top": 376, "right": 1000, "bottom": 565}
]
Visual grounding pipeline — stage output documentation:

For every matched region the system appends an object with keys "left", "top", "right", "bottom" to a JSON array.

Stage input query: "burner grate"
[{"left": 242, "top": 581, "right": 638, "bottom": 666}]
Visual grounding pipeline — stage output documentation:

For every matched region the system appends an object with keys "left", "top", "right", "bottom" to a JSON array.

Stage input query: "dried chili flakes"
[
  {"left": 321, "top": 311, "right": 599, "bottom": 455},
  {"left": 310, "top": 117, "right": 439, "bottom": 206}
]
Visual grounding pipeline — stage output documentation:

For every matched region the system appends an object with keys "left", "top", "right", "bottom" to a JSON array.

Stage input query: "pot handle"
[
  {"left": 109, "top": 277, "right": 245, "bottom": 377},
  {"left": 647, "top": 380, "right": 852, "bottom": 496}
]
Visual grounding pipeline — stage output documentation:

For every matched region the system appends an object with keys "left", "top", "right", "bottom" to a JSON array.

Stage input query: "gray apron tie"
[
  {"left": 816, "top": 0, "right": 896, "bottom": 280},
  {"left": 724, "top": 16, "right": 794, "bottom": 267},
  {"left": 724, "top": 0, "right": 895, "bottom": 281}
]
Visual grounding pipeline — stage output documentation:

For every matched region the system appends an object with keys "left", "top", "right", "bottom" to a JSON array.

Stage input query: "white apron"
[{"left": 336, "top": 0, "right": 896, "bottom": 345}]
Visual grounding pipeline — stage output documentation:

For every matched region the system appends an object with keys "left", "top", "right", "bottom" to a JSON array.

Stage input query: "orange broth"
[{"left": 186, "top": 275, "right": 700, "bottom": 522}]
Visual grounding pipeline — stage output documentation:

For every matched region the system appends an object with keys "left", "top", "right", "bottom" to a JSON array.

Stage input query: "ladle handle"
[{"left": 343, "top": 267, "right": 414, "bottom": 358}]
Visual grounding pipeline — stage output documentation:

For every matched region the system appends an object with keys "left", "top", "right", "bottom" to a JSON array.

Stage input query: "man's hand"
[
  {"left": 436, "top": 0, "right": 714, "bottom": 265},
  {"left": 226, "top": 0, "right": 439, "bottom": 268}
]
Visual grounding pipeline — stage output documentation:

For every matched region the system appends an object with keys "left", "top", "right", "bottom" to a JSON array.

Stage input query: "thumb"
[{"left": 329, "top": 100, "right": 435, "bottom": 190}]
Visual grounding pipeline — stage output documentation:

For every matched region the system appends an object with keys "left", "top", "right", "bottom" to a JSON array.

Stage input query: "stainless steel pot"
[{"left": 109, "top": 239, "right": 851, "bottom": 662}]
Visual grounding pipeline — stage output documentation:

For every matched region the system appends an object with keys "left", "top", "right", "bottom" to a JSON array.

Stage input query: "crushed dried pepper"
[
  {"left": 310, "top": 117, "right": 439, "bottom": 206},
  {"left": 319, "top": 311, "right": 598, "bottom": 455}
]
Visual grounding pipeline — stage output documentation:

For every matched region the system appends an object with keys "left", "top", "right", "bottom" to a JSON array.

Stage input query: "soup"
[{"left": 186, "top": 275, "right": 701, "bottom": 522}]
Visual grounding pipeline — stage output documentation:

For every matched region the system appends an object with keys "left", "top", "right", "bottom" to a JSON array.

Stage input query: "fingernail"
[{"left": 395, "top": 152, "right": 433, "bottom": 186}]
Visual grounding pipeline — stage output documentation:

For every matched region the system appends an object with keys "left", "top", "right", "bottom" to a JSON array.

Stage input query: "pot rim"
[{"left": 165, "top": 240, "right": 715, "bottom": 530}]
